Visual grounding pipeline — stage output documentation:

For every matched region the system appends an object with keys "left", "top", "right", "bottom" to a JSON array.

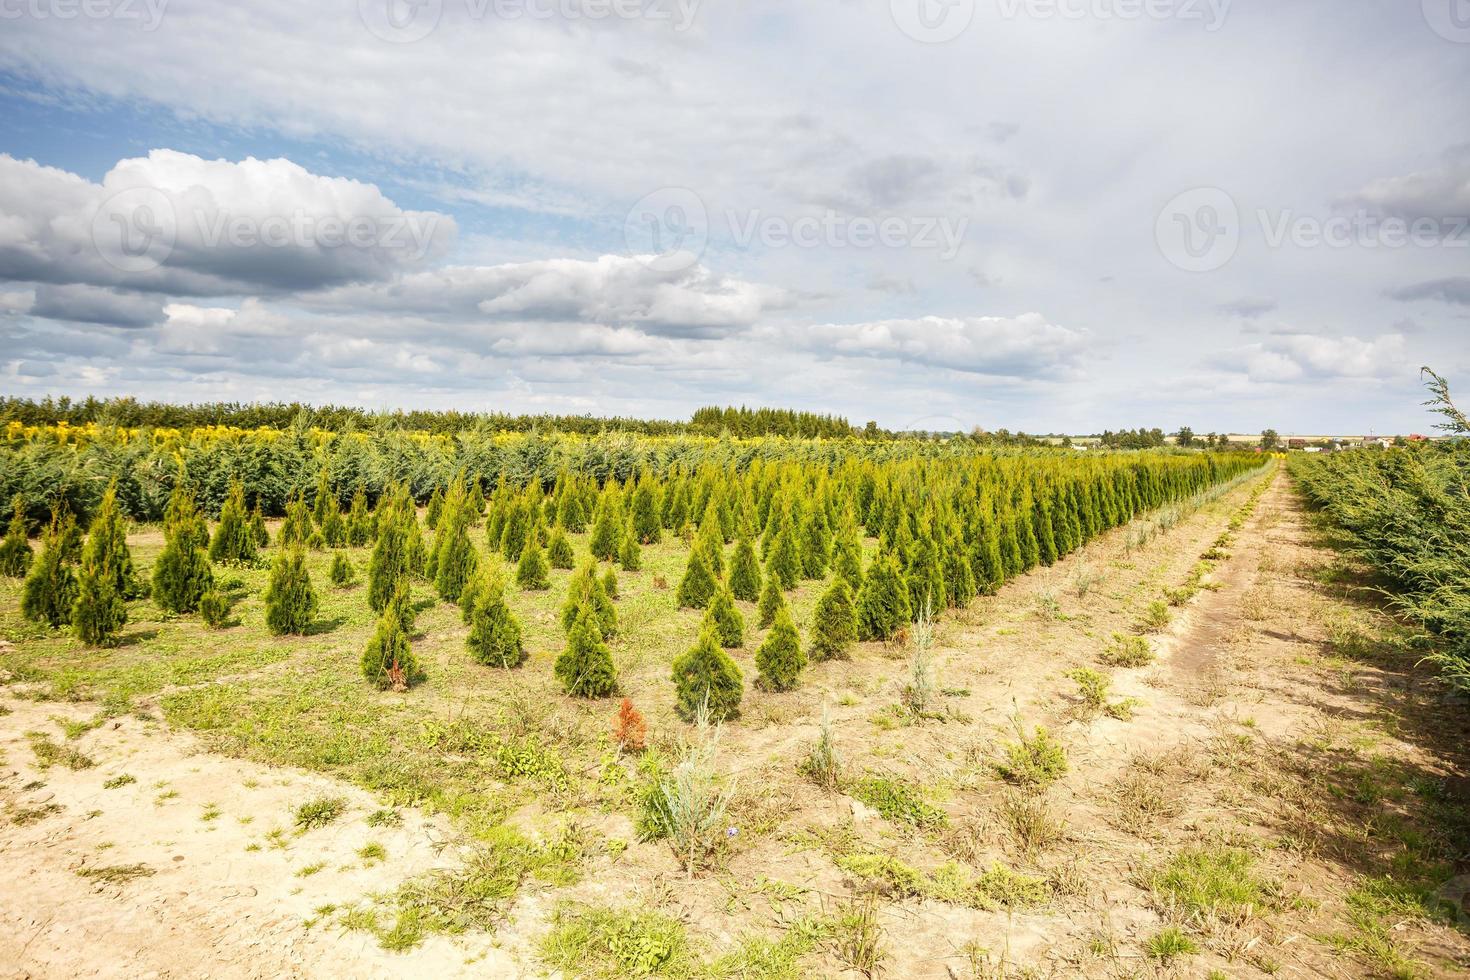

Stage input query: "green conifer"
[
  {"left": 20, "top": 512, "right": 78, "bottom": 628},
  {"left": 209, "top": 479, "right": 257, "bottom": 564},
  {"left": 467, "top": 577, "right": 526, "bottom": 668},
  {"left": 152, "top": 487, "right": 214, "bottom": 614},
  {"left": 757, "top": 574, "right": 785, "bottom": 629},
  {"left": 547, "top": 525, "right": 575, "bottom": 569},
  {"left": 589, "top": 485, "right": 625, "bottom": 562},
  {"left": 601, "top": 566, "right": 620, "bottom": 600},
  {"left": 618, "top": 529, "right": 642, "bottom": 571},
  {"left": 249, "top": 502, "right": 270, "bottom": 548},
  {"left": 330, "top": 553, "right": 356, "bottom": 587},
  {"left": 314, "top": 469, "right": 345, "bottom": 546},
  {"left": 560, "top": 560, "right": 618, "bottom": 638},
  {"left": 755, "top": 605, "right": 805, "bottom": 691},
  {"left": 199, "top": 588, "right": 230, "bottom": 629},
  {"left": 629, "top": 470, "right": 662, "bottom": 544},
  {"left": 768, "top": 523, "right": 802, "bottom": 590},
  {"left": 799, "top": 507, "right": 829, "bottom": 579},
  {"left": 72, "top": 543, "right": 125, "bottom": 646},
  {"left": 346, "top": 485, "right": 374, "bottom": 546},
  {"left": 0, "top": 496, "right": 32, "bottom": 577},
  {"left": 671, "top": 628, "right": 743, "bottom": 722},
  {"left": 555, "top": 608, "right": 618, "bottom": 698},
  {"left": 702, "top": 583, "right": 745, "bottom": 648},
  {"left": 362, "top": 586, "right": 423, "bottom": 690},
  {"left": 857, "top": 552, "right": 911, "bottom": 641},
  {"left": 676, "top": 549, "right": 718, "bottom": 609},
  {"left": 728, "top": 536, "right": 761, "bottom": 602},
  {"left": 809, "top": 578, "right": 858, "bottom": 661},
  {"left": 264, "top": 546, "right": 318, "bottom": 635},
  {"left": 279, "top": 492, "right": 313, "bottom": 549},
  {"left": 516, "top": 540, "right": 551, "bottom": 591}
]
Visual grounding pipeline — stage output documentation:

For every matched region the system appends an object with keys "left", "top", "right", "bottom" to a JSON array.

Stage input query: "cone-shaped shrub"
[
  {"left": 857, "top": 551, "right": 911, "bottom": 641},
  {"left": 809, "top": 578, "right": 858, "bottom": 661},
  {"left": 72, "top": 546, "right": 125, "bottom": 646},
  {"left": 368, "top": 493, "right": 412, "bottom": 613},
  {"left": 671, "top": 628, "right": 743, "bottom": 722},
  {"left": 250, "top": 502, "right": 270, "bottom": 548},
  {"left": 676, "top": 549, "right": 718, "bottom": 609},
  {"left": 831, "top": 518, "right": 863, "bottom": 592},
  {"left": 279, "top": 493, "right": 313, "bottom": 549},
  {"left": 199, "top": 588, "right": 230, "bottom": 629},
  {"left": 153, "top": 488, "right": 214, "bottom": 614},
  {"left": 432, "top": 495, "right": 479, "bottom": 603},
  {"left": 756, "top": 605, "right": 805, "bottom": 691},
  {"left": 362, "top": 591, "right": 423, "bottom": 691},
  {"left": 0, "top": 496, "right": 32, "bottom": 577},
  {"left": 467, "top": 577, "right": 526, "bottom": 668},
  {"left": 555, "top": 608, "right": 618, "bottom": 698},
  {"left": 330, "top": 553, "right": 356, "bottom": 587},
  {"left": 799, "top": 508, "right": 829, "bottom": 579},
  {"left": 602, "top": 566, "right": 621, "bottom": 600},
  {"left": 85, "top": 480, "right": 140, "bottom": 598},
  {"left": 560, "top": 561, "right": 617, "bottom": 639},
  {"left": 516, "top": 540, "right": 551, "bottom": 591},
  {"left": 768, "top": 524, "right": 801, "bottom": 590},
  {"left": 702, "top": 584, "right": 745, "bottom": 648},
  {"left": 548, "top": 526, "right": 575, "bottom": 569},
  {"left": 619, "top": 530, "right": 642, "bottom": 571},
  {"left": 424, "top": 486, "right": 445, "bottom": 530},
  {"left": 498, "top": 495, "right": 532, "bottom": 562},
  {"left": 694, "top": 502, "right": 725, "bottom": 577},
  {"left": 346, "top": 485, "right": 374, "bottom": 546},
  {"left": 264, "top": 546, "right": 318, "bottom": 635},
  {"left": 728, "top": 536, "right": 761, "bottom": 602},
  {"left": 943, "top": 542, "right": 976, "bottom": 608},
  {"left": 589, "top": 486, "right": 625, "bottom": 562},
  {"left": 210, "top": 479, "right": 257, "bottom": 564},
  {"left": 314, "top": 469, "right": 345, "bottom": 546},
  {"left": 629, "top": 470, "right": 662, "bottom": 544},
  {"left": 21, "top": 513, "right": 78, "bottom": 628},
  {"left": 757, "top": 574, "right": 785, "bottom": 629}
]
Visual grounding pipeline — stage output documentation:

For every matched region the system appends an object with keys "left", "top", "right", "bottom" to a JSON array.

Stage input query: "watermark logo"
[
  {"left": 358, "top": 0, "right": 443, "bottom": 43},
  {"left": 1422, "top": 0, "right": 1470, "bottom": 43},
  {"left": 359, "top": 0, "right": 699, "bottom": 42},
  {"left": 1155, "top": 187, "right": 1240, "bottom": 273},
  {"left": 625, "top": 188, "right": 971, "bottom": 270},
  {"left": 890, "top": 0, "right": 975, "bottom": 43},
  {"left": 625, "top": 187, "right": 709, "bottom": 273},
  {"left": 91, "top": 187, "right": 177, "bottom": 273},
  {"left": 0, "top": 0, "right": 169, "bottom": 30}
]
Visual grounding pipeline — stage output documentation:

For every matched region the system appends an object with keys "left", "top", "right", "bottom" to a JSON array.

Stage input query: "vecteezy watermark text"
[
  {"left": 358, "top": 0, "right": 699, "bottom": 43},
  {"left": 889, "top": 0, "right": 1230, "bottom": 43},
  {"left": 1155, "top": 186, "right": 1469, "bottom": 272},
  {"left": 624, "top": 187, "right": 969, "bottom": 271},
  {"left": 0, "top": 0, "right": 167, "bottom": 29}
]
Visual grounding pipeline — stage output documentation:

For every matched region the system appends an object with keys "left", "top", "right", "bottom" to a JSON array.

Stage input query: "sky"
[{"left": 0, "top": 0, "right": 1467, "bottom": 434}]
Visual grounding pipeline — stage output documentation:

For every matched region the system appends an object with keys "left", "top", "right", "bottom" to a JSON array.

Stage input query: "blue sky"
[{"left": 1, "top": 0, "right": 1468, "bottom": 433}]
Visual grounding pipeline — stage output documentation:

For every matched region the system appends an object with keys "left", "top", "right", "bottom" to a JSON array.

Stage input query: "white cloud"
[
  {"left": 1213, "top": 332, "right": 1408, "bottom": 383},
  {"left": 0, "top": 150, "right": 454, "bottom": 296},
  {"left": 1339, "top": 145, "right": 1470, "bottom": 225},
  {"left": 795, "top": 314, "right": 1089, "bottom": 378}
]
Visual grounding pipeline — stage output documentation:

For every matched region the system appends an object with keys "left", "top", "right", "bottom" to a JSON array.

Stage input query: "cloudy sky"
[{"left": 1, "top": 0, "right": 1467, "bottom": 433}]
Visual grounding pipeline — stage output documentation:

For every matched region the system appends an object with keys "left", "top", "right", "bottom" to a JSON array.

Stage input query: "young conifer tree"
[
  {"left": 856, "top": 551, "right": 911, "bottom": 641},
  {"left": 516, "top": 539, "right": 551, "bottom": 591},
  {"left": 728, "top": 535, "right": 762, "bottom": 602},
  {"left": 346, "top": 485, "right": 373, "bottom": 546},
  {"left": 249, "top": 501, "right": 270, "bottom": 548},
  {"left": 152, "top": 486, "right": 214, "bottom": 614},
  {"left": 361, "top": 580, "right": 422, "bottom": 690},
  {"left": 555, "top": 608, "right": 618, "bottom": 697},
  {"left": 809, "top": 577, "right": 859, "bottom": 661},
  {"left": 768, "top": 523, "right": 802, "bottom": 590},
  {"left": 547, "top": 525, "right": 575, "bottom": 569},
  {"left": 21, "top": 511, "right": 78, "bottom": 628},
  {"left": 432, "top": 476, "right": 479, "bottom": 602},
  {"left": 209, "top": 479, "right": 257, "bottom": 564},
  {"left": 676, "top": 548, "right": 718, "bottom": 609},
  {"left": 755, "top": 605, "right": 805, "bottom": 691},
  {"left": 467, "top": 575, "right": 526, "bottom": 668},
  {"left": 702, "top": 583, "right": 745, "bottom": 648},
  {"left": 560, "top": 560, "right": 617, "bottom": 638},
  {"left": 367, "top": 496, "right": 410, "bottom": 613},
  {"left": 330, "top": 553, "right": 356, "bottom": 586},
  {"left": 629, "top": 469, "right": 662, "bottom": 544},
  {"left": 671, "top": 627, "right": 744, "bottom": 722},
  {"left": 278, "top": 492, "right": 313, "bottom": 549},
  {"left": 264, "top": 545, "right": 318, "bottom": 635},
  {"left": 756, "top": 573, "right": 785, "bottom": 629},
  {"left": 72, "top": 529, "right": 126, "bottom": 647},
  {"left": 618, "top": 529, "right": 642, "bottom": 571},
  {"left": 0, "top": 496, "right": 33, "bottom": 577},
  {"left": 799, "top": 506, "right": 830, "bottom": 579},
  {"left": 589, "top": 484, "right": 625, "bottom": 562}
]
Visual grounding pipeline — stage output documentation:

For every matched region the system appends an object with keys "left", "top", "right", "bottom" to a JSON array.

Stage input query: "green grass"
[
  {"left": 1147, "top": 846, "right": 1276, "bottom": 922},
  {"left": 849, "top": 776, "right": 947, "bottom": 829},
  {"left": 1144, "top": 926, "right": 1198, "bottom": 963},
  {"left": 75, "top": 862, "right": 155, "bottom": 885},
  {"left": 25, "top": 730, "right": 95, "bottom": 770},
  {"left": 995, "top": 726, "right": 1068, "bottom": 787},
  {"left": 540, "top": 902, "right": 695, "bottom": 978},
  {"left": 102, "top": 773, "right": 136, "bottom": 789},
  {"left": 293, "top": 795, "right": 347, "bottom": 830}
]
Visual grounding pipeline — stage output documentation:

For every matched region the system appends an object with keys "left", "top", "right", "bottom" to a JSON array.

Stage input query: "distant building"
[{"left": 1288, "top": 438, "right": 1307, "bottom": 449}]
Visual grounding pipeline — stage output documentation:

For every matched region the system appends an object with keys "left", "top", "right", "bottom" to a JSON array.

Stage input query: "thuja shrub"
[
  {"left": 671, "top": 628, "right": 743, "bottom": 722},
  {"left": 809, "top": 578, "right": 858, "bottom": 661},
  {"left": 702, "top": 584, "right": 744, "bottom": 648},
  {"left": 152, "top": 487, "right": 214, "bottom": 615},
  {"left": 263, "top": 546, "right": 318, "bottom": 636},
  {"left": 755, "top": 605, "right": 805, "bottom": 692},
  {"left": 856, "top": 552, "right": 910, "bottom": 641},
  {"left": 0, "top": 496, "right": 33, "bottom": 577},
  {"left": 555, "top": 608, "right": 618, "bottom": 698},
  {"left": 21, "top": 511, "right": 78, "bottom": 628},
  {"left": 676, "top": 550, "right": 717, "bottom": 609},
  {"left": 209, "top": 479, "right": 257, "bottom": 564},
  {"left": 467, "top": 578, "right": 527, "bottom": 669}
]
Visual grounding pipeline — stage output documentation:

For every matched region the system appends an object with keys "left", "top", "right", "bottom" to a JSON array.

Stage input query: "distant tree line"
[{"left": 1, "top": 396, "right": 860, "bottom": 439}]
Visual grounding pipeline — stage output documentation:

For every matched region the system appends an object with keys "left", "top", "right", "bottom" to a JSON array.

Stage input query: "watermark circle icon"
[
  {"left": 1155, "top": 187, "right": 1240, "bottom": 273},
  {"left": 358, "top": 0, "right": 443, "bottom": 44},
  {"left": 624, "top": 187, "right": 709, "bottom": 273},
  {"left": 90, "top": 186, "right": 177, "bottom": 274},
  {"left": 890, "top": 0, "right": 975, "bottom": 43},
  {"left": 1422, "top": 0, "right": 1470, "bottom": 43}
]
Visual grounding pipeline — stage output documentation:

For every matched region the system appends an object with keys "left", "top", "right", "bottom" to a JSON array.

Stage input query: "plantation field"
[{"left": 3, "top": 442, "right": 1469, "bottom": 978}]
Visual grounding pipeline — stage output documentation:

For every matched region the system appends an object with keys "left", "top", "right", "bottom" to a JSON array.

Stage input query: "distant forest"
[{"left": 0, "top": 396, "right": 857, "bottom": 439}]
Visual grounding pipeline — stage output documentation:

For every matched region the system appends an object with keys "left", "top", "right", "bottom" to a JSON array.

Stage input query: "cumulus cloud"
[
  {"left": 0, "top": 151, "right": 454, "bottom": 297},
  {"left": 314, "top": 255, "right": 790, "bottom": 338},
  {"left": 1338, "top": 145, "right": 1470, "bottom": 226},
  {"left": 30, "top": 284, "right": 164, "bottom": 328},
  {"left": 1212, "top": 332, "right": 1408, "bottom": 383},
  {"left": 794, "top": 314, "right": 1089, "bottom": 379}
]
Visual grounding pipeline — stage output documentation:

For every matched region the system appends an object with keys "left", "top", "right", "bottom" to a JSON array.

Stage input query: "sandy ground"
[{"left": 3, "top": 470, "right": 1468, "bottom": 978}]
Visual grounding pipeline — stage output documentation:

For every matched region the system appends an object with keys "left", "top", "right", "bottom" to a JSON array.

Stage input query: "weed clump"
[{"left": 996, "top": 725, "right": 1068, "bottom": 788}]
